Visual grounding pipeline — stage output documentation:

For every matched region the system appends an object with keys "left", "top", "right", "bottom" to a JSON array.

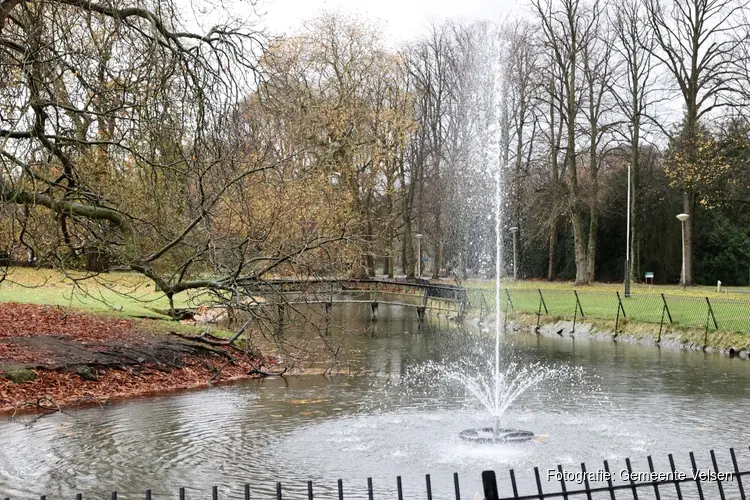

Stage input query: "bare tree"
[
  {"left": 646, "top": 0, "right": 750, "bottom": 285},
  {"left": 0, "top": 0, "right": 355, "bottom": 319},
  {"left": 580, "top": 2, "right": 619, "bottom": 282},
  {"left": 611, "top": 0, "right": 658, "bottom": 283},
  {"left": 532, "top": 0, "right": 598, "bottom": 284},
  {"left": 502, "top": 19, "right": 542, "bottom": 277}
]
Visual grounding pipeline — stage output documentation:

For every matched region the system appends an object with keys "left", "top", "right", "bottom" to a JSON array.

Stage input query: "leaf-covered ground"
[{"left": 0, "top": 302, "right": 270, "bottom": 414}]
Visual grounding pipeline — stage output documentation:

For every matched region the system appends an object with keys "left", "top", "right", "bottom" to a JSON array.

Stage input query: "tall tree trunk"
[
  {"left": 402, "top": 219, "right": 414, "bottom": 278},
  {"left": 630, "top": 140, "right": 640, "bottom": 282},
  {"left": 385, "top": 176, "right": 395, "bottom": 278},
  {"left": 585, "top": 210, "right": 598, "bottom": 282},
  {"left": 366, "top": 215, "right": 375, "bottom": 277},
  {"left": 683, "top": 190, "right": 695, "bottom": 285},
  {"left": 547, "top": 219, "right": 558, "bottom": 281},
  {"left": 399, "top": 150, "right": 416, "bottom": 278},
  {"left": 432, "top": 202, "right": 442, "bottom": 279},
  {"left": 571, "top": 213, "right": 588, "bottom": 284},
  {"left": 585, "top": 118, "right": 598, "bottom": 283}
]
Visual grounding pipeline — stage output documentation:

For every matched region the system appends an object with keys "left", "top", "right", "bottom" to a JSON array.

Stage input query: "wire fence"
[{"left": 468, "top": 288, "right": 750, "bottom": 337}]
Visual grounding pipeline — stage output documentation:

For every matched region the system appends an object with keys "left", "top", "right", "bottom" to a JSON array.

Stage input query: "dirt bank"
[
  {"left": 0, "top": 303, "right": 279, "bottom": 414},
  {"left": 474, "top": 312, "right": 750, "bottom": 358}
]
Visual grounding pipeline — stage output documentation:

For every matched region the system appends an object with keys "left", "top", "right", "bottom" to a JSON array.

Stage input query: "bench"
[{"left": 645, "top": 272, "right": 654, "bottom": 285}]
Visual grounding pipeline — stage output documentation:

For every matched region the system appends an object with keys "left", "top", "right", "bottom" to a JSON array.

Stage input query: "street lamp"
[
  {"left": 509, "top": 227, "right": 519, "bottom": 281},
  {"left": 625, "top": 164, "right": 632, "bottom": 297},
  {"left": 415, "top": 233, "right": 423, "bottom": 278},
  {"left": 676, "top": 213, "right": 689, "bottom": 289}
]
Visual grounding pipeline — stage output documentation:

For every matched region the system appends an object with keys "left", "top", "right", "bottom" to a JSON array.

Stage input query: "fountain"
[{"left": 448, "top": 166, "right": 558, "bottom": 444}]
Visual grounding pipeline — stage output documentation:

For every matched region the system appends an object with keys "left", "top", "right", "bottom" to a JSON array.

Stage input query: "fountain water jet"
[
  {"left": 402, "top": 166, "right": 575, "bottom": 444},
  {"left": 453, "top": 165, "right": 547, "bottom": 444}
]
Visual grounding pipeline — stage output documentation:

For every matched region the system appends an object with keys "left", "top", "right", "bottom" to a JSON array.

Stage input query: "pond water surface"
[{"left": 1, "top": 304, "right": 749, "bottom": 500}]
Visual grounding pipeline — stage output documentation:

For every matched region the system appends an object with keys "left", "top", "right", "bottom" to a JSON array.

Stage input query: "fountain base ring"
[{"left": 459, "top": 428, "right": 534, "bottom": 444}]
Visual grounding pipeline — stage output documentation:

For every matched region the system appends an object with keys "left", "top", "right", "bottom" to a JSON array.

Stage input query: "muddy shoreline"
[{"left": 0, "top": 303, "right": 289, "bottom": 415}]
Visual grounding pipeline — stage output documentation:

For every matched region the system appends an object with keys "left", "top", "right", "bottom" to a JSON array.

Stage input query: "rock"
[
  {"left": 76, "top": 365, "right": 99, "bottom": 381},
  {"left": 3, "top": 367, "right": 37, "bottom": 384}
]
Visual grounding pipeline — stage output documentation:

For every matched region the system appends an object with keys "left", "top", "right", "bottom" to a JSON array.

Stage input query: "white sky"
[{"left": 259, "top": 0, "right": 523, "bottom": 42}]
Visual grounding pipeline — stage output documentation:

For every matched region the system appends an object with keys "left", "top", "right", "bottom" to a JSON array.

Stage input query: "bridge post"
[
  {"left": 277, "top": 303, "right": 285, "bottom": 336},
  {"left": 370, "top": 301, "right": 378, "bottom": 322},
  {"left": 325, "top": 301, "right": 332, "bottom": 335},
  {"left": 417, "top": 306, "right": 425, "bottom": 322}
]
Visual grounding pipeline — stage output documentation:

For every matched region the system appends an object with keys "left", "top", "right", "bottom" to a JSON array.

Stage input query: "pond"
[{"left": 1, "top": 304, "right": 749, "bottom": 499}]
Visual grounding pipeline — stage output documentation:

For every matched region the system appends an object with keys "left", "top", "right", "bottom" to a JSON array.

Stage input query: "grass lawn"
[
  {"left": 465, "top": 279, "right": 750, "bottom": 334},
  {"left": 0, "top": 267, "right": 196, "bottom": 318}
]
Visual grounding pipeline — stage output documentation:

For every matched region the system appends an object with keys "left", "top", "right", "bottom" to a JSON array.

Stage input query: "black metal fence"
[
  {"left": 5, "top": 447, "right": 750, "bottom": 500},
  {"left": 469, "top": 288, "right": 750, "bottom": 337},
  {"left": 482, "top": 446, "right": 750, "bottom": 500}
]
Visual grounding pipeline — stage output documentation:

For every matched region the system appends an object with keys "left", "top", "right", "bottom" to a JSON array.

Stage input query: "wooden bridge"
[{"left": 257, "top": 278, "right": 468, "bottom": 323}]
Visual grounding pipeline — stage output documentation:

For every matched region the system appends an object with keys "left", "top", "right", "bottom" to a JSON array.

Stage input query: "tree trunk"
[
  {"left": 403, "top": 218, "right": 414, "bottom": 278},
  {"left": 630, "top": 142, "right": 640, "bottom": 282},
  {"left": 547, "top": 219, "right": 558, "bottom": 281},
  {"left": 366, "top": 216, "right": 375, "bottom": 277},
  {"left": 432, "top": 203, "right": 442, "bottom": 279},
  {"left": 572, "top": 212, "right": 588, "bottom": 285},
  {"left": 683, "top": 190, "right": 695, "bottom": 285},
  {"left": 585, "top": 209, "right": 598, "bottom": 282}
]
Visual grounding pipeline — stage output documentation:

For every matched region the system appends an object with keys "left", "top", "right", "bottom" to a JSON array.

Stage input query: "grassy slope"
[
  {"left": 0, "top": 267, "right": 223, "bottom": 339},
  {"left": 0, "top": 267, "right": 197, "bottom": 318}
]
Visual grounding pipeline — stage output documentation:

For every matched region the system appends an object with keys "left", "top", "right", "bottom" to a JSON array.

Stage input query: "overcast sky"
[{"left": 259, "top": 0, "right": 523, "bottom": 42}]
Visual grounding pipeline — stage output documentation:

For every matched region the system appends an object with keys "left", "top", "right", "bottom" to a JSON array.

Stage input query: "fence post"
[
  {"left": 730, "top": 448, "right": 746, "bottom": 500},
  {"left": 573, "top": 291, "right": 585, "bottom": 334},
  {"left": 668, "top": 454, "right": 684, "bottom": 500},
  {"left": 503, "top": 289, "right": 515, "bottom": 332},
  {"left": 659, "top": 294, "right": 673, "bottom": 343},
  {"left": 579, "top": 463, "right": 592, "bottom": 499},
  {"left": 509, "top": 470, "right": 519, "bottom": 498},
  {"left": 689, "top": 452, "right": 706, "bottom": 500},
  {"left": 709, "top": 450, "right": 726, "bottom": 500},
  {"left": 505, "top": 289, "right": 515, "bottom": 313},
  {"left": 704, "top": 297, "right": 718, "bottom": 348},
  {"left": 615, "top": 291, "right": 627, "bottom": 336},
  {"left": 481, "top": 471, "right": 499, "bottom": 500},
  {"left": 536, "top": 289, "right": 548, "bottom": 333},
  {"left": 458, "top": 293, "right": 467, "bottom": 323},
  {"left": 556, "top": 465, "right": 569, "bottom": 499},
  {"left": 479, "top": 291, "right": 488, "bottom": 324},
  {"left": 325, "top": 300, "right": 332, "bottom": 336}
]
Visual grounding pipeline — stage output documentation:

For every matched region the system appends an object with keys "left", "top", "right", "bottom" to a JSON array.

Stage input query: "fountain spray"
[{"left": 494, "top": 164, "right": 502, "bottom": 436}]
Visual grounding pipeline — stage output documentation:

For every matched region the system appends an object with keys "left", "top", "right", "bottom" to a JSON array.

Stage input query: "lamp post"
[
  {"left": 676, "top": 213, "right": 689, "bottom": 289},
  {"left": 625, "top": 164, "right": 631, "bottom": 298},
  {"left": 509, "top": 227, "right": 519, "bottom": 281},
  {"left": 415, "top": 233, "right": 423, "bottom": 278}
]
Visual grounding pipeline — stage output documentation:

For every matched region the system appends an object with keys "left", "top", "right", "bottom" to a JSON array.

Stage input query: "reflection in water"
[{"left": 1, "top": 304, "right": 749, "bottom": 499}]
